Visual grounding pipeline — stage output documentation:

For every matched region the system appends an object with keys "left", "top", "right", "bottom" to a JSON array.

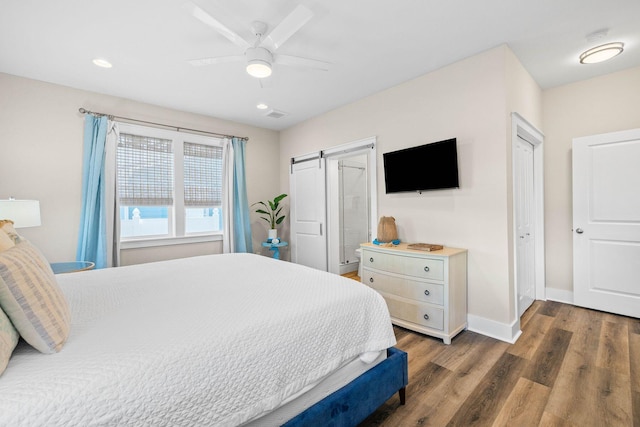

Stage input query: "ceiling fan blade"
[
  {"left": 186, "top": 2, "right": 250, "bottom": 50},
  {"left": 263, "top": 5, "right": 313, "bottom": 51},
  {"left": 188, "top": 55, "right": 244, "bottom": 67},
  {"left": 275, "top": 54, "right": 330, "bottom": 71}
]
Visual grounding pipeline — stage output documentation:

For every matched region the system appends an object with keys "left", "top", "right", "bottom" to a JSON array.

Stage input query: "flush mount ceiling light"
[
  {"left": 256, "top": 103, "right": 269, "bottom": 110},
  {"left": 579, "top": 42, "right": 624, "bottom": 64},
  {"left": 92, "top": 58, "right": 113, "bottom": 68},
  {"left": 245, "top": 47, "right": 272, "bottom": 78}
]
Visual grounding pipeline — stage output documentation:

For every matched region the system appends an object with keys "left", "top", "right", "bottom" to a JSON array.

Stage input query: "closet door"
[
  {"left": 290, "top": 157, "right": 327, "bottom": 271},
  {"left": 515, "top": 136, "right": 536, "bottom": 316}
]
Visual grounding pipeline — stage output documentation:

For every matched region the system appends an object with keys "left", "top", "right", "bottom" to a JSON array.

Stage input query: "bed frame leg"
[{"left": 399, "top": 387, "right": 406, "bottom": 405}]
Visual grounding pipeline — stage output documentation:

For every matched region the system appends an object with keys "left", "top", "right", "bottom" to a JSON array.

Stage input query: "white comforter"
[{"left": 0, "top": 253, "right": 395, "bottom": 426}]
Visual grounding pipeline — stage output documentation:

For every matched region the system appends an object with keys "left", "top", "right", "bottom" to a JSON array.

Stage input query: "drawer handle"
[
  {"left": 369, "top": 277, "right": 374, "bottom": 283},
  {"left": 370, "top": 257, "right": 374, "bottom": 263},
  {"left": 424, "top": 289, "right": 430, "bottom": 296},
  {"left": 423, "top": 314, "right": 430, "bottom": 320},
  {"left": 424, "top": 266, "right": 430, "bottom": 272}
]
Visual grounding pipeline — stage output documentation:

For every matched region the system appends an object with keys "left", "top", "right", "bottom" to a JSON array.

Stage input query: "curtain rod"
[{"left": 78, "top": 108, "right": 248, "bottom": 141}]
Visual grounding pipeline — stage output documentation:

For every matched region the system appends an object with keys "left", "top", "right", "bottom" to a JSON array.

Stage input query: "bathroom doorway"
[
  {"left": 291, "top": 137, "right": 377, "bottom": 274},
  {"left": 329, "top": 155, "right": 369, "bottom": 274},
  {"left": 325, "top": 137, "right": 377, "bottom": 275}
]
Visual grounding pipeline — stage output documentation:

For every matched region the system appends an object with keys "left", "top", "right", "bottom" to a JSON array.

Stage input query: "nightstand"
[
  {"left": 262, "top": 241, "right": 288, "bottom": 260},
  {"left": 50, "top": 261, "right": 95, "bottom": 274}
]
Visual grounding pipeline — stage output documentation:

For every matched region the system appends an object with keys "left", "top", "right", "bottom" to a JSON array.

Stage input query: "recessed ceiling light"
[
  {"left": 579, "top": 42, "right": 624, "bottom": 64},
  {"left": 92, "top": 58, "right": 113, "bottom": 68},
  {"left": 256, "top": 103, "right": 269, "bottom": 110}
]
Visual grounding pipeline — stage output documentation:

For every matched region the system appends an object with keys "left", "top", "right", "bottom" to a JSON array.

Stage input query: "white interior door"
[
  {"left": 573, "top": 128, "right": 640, "bottom": 318},
  {"left": 515, "top": 136, "right": 536, "bottom": 316},
  {"left": 290, "top": 157, "right": 327, "bottom": 271}
]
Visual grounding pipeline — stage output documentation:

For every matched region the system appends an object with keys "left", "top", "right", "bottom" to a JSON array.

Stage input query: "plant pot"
[{"left": 268, "top": 229, "right": 278, "bottom": 240}]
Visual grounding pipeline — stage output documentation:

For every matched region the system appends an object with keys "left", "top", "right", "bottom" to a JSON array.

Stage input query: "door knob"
[{"left": 576, "top": 228, "right": 584, "bottom": 234}]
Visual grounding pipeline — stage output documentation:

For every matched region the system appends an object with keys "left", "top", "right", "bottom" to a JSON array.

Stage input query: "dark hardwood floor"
[{"left": 357, "top": 299, "right": 640, "bottom": 426}]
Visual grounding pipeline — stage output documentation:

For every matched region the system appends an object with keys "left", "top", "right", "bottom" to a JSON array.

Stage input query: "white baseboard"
[
  {"left": 466, "top": 289, "right": 575, "bottom": 344},
  {"left": 545, "top": 287, "right": 574, "bottom": 305},
  {"left": 467, "top": 314, "right": 521, "bottom": 344}
]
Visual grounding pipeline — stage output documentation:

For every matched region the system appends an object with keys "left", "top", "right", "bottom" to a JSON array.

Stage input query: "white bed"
[{"left": 0, "top": 253, "right": 397, "bottom": 426}]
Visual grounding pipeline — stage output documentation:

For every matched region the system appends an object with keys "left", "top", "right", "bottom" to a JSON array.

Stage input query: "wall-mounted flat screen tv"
[{"left": 383, "top": 138, "right": 459, "bottom": 193}]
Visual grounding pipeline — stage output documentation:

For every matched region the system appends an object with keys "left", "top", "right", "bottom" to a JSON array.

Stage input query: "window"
[
  {"left": 183, "top": 142, "right": 223, "bottom": 233},
  {"left": 116, "top": 123, "right": 225, "bottom": 243}
]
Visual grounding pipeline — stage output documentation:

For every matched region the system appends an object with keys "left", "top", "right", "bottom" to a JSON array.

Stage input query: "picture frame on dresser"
[{"left": 360, "top": 242, "right": 468, "bottom": 344}]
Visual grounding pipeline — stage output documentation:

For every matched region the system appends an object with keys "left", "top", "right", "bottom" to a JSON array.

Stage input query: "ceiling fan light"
[
  {"left": 579, "top": 42, "right": 624, "bottom": 64},
  {"left": 246, "top": 60, "right": 272, "bottom": 78}
]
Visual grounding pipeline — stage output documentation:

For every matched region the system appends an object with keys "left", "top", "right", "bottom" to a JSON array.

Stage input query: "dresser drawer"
[
  {"left": 362, "top": 269, "right": 444, "bottom": 305},
  {"left": 362, "top": 249, "right": 444, "bottom": 281},
  {"left": 382, "top": 295, "right": 444, "bottom": 331}
]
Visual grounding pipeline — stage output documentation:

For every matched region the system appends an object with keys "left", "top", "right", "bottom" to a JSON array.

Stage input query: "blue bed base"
[{"left": 283, "top": 347, "right": 408, "bottom": 427}]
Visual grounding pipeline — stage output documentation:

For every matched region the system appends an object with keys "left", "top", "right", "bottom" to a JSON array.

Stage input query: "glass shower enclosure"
[{"left": 337, "top": 156, "right": 369, "bottom": 272}]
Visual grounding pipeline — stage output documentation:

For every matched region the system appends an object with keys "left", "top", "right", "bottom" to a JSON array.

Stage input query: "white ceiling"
[{"left": 1, "top": 0, "right": 639, "bottom": 131}]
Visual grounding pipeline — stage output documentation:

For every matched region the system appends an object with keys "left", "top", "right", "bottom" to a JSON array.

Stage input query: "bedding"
[{"left": 0, "top": 253, "right": 396, "bottom": 426}]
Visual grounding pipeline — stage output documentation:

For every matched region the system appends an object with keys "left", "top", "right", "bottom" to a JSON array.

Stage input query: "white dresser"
[{"left": 360, "top": 243, "right": 467, "bottom": 344}]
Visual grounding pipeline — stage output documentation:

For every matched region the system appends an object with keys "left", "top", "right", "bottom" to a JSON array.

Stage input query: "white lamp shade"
[{"left": 0, "top": 199, "right": 41, "bottom": 228}]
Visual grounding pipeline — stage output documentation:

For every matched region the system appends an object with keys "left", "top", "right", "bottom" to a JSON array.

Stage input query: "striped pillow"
[
  {"left": 0, "top": 306, "right": 19, "bottom": 375},
  {"left": 0, "top": 241, "right": 70, "bottom": 353}
]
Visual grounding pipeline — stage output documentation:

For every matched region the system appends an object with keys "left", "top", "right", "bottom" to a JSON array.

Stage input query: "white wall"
[
  {"left": 0, "top": 73, "right": 280, "bottom": 264},
  {"left": 542, "top": 65, "right": 640, "bottom": 300},
  {"left": 280, "top": 45, "right": 542, "bottom": 335}
]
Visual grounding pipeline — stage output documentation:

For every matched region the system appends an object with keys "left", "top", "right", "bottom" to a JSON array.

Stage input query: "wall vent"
[{"left": 265, "top": 109, "right": 287, "bottom": 119}]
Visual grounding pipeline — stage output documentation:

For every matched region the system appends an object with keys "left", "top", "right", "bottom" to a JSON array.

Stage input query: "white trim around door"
[{"left": 511, "top": 113, "right": 546, "bottom": 320}]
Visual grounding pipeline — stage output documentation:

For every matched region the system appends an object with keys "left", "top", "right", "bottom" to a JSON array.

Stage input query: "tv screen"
[{"left": 383, "top": 138, "right": 459, "bottom": 193}]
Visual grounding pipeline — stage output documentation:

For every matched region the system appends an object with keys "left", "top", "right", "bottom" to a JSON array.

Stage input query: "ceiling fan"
[{"left": 186, "top": 2, "right": 330, "bottom": 78}]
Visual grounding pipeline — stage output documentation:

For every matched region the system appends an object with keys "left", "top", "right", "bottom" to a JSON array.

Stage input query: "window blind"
[
  {"left": 183, "top": 142, "right": 223, "bottom": 207},
  {"left": 117, "top": 133, "right": 174, "bottom": 206}
]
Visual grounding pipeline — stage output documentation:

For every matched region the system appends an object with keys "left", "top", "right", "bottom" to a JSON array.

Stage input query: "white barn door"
[
  {"left": 573, "top": 128, "right": 640, "bottom": 318},
  {"left": 290, "top": 157, "right": 327, "bottom": 271}
]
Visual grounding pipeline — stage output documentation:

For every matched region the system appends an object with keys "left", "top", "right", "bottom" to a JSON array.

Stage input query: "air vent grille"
[{"left": 265, "top": 109, "right": 287, "bottom": 119}]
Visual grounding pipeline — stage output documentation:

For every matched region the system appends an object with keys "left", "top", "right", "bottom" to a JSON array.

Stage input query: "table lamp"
[{"left": 0, "top": 198, "right": 42, "bottom": 228}]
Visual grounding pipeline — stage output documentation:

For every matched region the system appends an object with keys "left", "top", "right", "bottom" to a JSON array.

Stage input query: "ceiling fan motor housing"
[{"left": 246, "top": 47, "right": 273, "bottom": 64}]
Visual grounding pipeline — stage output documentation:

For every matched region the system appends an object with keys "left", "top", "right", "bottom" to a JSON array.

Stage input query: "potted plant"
[{"left": 252, "top": 193, "right": 287, "bottom": 240}]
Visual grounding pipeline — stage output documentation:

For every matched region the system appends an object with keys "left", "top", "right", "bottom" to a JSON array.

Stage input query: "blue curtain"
[
  {"left": 232, "top": 137, "right": 253, "bottom": 253},
  {"left": 76, "top": 114, "right": 108, "bottom": 268}
]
